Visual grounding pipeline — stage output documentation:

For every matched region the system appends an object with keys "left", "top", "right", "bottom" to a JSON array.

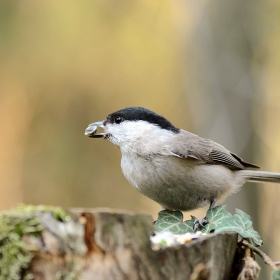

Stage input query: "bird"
[{"left": 85, "top": 106, "right": 280, "bottom": 214}]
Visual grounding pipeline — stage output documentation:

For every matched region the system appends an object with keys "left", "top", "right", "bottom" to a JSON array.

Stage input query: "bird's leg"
[
  {"left": 192, "top": 199, "right": 216, "bottom": 232},
  {"left": 209, "top": 199, "right": 216, "bottom": 209}
]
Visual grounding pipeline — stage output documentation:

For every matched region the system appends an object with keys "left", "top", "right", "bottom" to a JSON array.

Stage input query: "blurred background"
[{"left": 0, "top": 0, "right": 280, "bottom": 278}]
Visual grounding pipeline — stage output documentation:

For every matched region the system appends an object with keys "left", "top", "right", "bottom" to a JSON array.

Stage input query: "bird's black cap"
[{"left": 105, "top": 107, "right": 180, "bottom": 133}]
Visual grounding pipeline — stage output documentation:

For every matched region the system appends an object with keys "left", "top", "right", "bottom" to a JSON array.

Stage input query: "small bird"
[{"left": 85, "top": 107, "right": 280, "bottom": 213}]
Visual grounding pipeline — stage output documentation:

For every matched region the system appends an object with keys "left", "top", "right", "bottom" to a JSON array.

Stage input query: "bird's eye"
[{"left": 114, "top": 116, "right": 123, "bottom": 124}]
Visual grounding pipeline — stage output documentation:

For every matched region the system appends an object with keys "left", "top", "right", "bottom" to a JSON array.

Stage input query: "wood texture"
[{"left": 23, "top": 208, "right": 238, "bottom": 280}]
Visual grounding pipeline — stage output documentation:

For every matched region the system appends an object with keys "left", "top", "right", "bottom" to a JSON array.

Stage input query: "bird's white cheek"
[
  {"left": 104, "top": 123, "right": 138, "bottom": 146},
  {"left": 104, "top": 124, "right": 125, "bottom": 146}
]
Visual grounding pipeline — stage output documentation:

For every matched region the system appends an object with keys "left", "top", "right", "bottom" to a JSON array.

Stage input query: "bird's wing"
[{"left": 171, "top": 130, "right": 259, "bottom": 170}]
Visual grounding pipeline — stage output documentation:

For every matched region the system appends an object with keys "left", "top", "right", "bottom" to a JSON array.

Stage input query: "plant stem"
[{"left": 242, "top": 240, "right": 279, "bottom": 271}]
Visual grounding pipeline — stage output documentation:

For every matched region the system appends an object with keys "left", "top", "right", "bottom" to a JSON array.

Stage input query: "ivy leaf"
[
  {"left": 272, "top": 270, "right": 280, "bottom": 280},
  {"left": 154, "top": 206, "right": 262, "bottom": 247},
  {"left": 213, "top": 208, "right": 262, "bottom": 246},
  {"left": 155, "top": 210, "right": 194, "bottom": 234},
  {"left": 234, "top": 209, "right": 253, "bottom": 229},
  {"left": 202, "top": 205, "right": 232, "bottom": 233}
]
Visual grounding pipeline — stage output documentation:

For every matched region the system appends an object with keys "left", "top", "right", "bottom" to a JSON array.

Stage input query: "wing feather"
[{"left": 171, "top": 130, "right": 259, "bottom": 170}]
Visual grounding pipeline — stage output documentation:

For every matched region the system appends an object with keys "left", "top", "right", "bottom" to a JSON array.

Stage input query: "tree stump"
[{"left": 3, "top": 207, "right": 238, "bottom": 280}]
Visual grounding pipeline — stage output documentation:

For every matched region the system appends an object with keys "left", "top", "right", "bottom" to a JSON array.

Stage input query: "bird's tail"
[{"left": 240, "top": 170, "right": 280, "bottom": 184}]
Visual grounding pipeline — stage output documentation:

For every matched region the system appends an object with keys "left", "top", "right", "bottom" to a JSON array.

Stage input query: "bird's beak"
[{"left": 85, "top": 121, "right": 105, "bottom": 138}]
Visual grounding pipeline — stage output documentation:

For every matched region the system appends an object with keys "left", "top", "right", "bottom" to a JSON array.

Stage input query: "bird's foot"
[{"left": 191, "top": 215, "right": 208, "bottom": 232}]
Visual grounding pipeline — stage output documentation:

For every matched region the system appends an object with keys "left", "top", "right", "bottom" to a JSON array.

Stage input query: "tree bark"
[{"left": 22, "top": 208, "right": 237, "bottom": 280}]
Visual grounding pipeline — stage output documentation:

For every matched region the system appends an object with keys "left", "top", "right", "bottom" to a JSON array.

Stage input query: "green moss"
[{"left": 0, "top": 204, "right": 70, "bottom": 280}]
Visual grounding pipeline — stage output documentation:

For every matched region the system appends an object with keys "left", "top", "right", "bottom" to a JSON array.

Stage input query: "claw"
[
  {"left": 191, "top": 200, "right": 215, "bottom": 232},
  {"left": 191, "top": 215, "right": 208, "bottom": 232}
]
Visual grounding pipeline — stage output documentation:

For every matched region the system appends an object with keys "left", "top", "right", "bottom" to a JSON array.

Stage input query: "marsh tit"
[{"left": 85, "top": 107, "right": 280, "bottom": 212}]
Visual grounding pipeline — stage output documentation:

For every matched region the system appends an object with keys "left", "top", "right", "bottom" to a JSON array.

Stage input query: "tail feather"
[{"left": 241, "top": 170, "right": 280, "bottom": 184}]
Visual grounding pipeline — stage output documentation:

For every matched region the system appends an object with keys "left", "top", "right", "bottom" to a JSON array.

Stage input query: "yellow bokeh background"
[{"left": 1, "top": 1, "right": 280, "bottom": 278}]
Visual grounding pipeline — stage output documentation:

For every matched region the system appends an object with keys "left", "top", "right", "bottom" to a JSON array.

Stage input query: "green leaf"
[
  {"left": 272, "top": 270, "right": 280, "bottom": 280},
  {"left": 202, "top": 205, "right": 232, "bottom": 233},
  {"left": 234, "top": 209, "right": 253, "bottom": 228},
  {"left": 154, "top": 210, "right": 194, "bottom": 234},
  {"left": 154, "top": 206, "right": 262, "bottom": 247},
  {"left": 209, "top": 208, "right": 263, "bottom": 246}
]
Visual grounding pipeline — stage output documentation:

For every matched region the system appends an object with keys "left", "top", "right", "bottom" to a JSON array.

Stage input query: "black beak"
[{"left": 85, "top": 121, "right": 105, "bottom": 138}]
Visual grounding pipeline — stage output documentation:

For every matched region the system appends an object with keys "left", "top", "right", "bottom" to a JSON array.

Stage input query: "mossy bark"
[{"left": 1, "top": 207, "right": 238, "bottom": 280}]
